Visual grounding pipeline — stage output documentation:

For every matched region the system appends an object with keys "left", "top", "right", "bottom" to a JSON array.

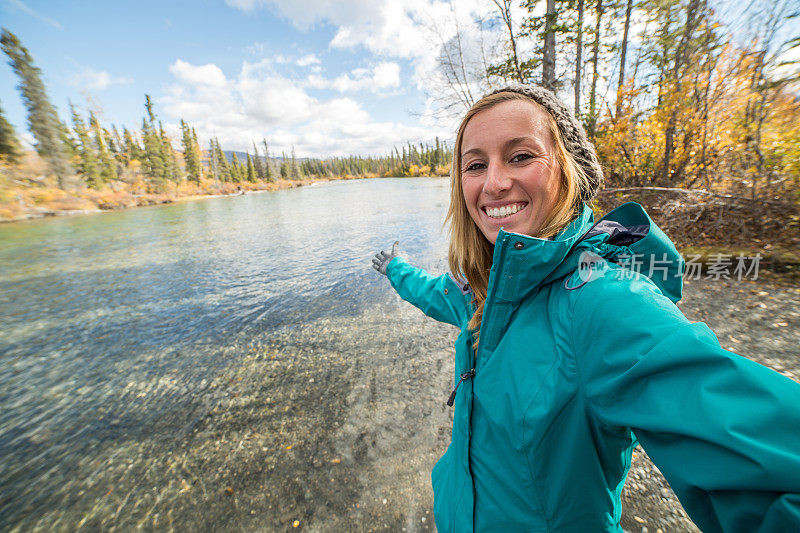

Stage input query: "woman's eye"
[
  {"left": 511, "top": 153, "right": 532, "bottom": 163},
  {"left": 464, "top": 162, "right": 485, "bottom": 172}
]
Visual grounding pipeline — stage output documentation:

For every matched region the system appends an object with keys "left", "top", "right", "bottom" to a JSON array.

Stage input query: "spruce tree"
[
  {"left": 0, "top": 100, "right": 22, "bottom": 164},
  {"left": 290, "top": 145, "right": 300, "bottom": 179},
  {"left": 208, "top": 139, "right": 219, "bottom": 181},
  {"left": 246, "top": 152, "right": 256, "bottom": 182},
  {"left": 191, "top": 128, "right": 203, "bottom": 180},
  {"left": 142, "top": 117, "right": 167, "bottom": 188},
  {"left": 262, "top": 139, "right": 274, "bottom": 181},
  {"left": 89, "top": 111, "right": 118, "bottom": 182},
  {"left": 159, "top": 122, "right": 179, "bottom": 182},
  {"left": 70, "top": 104, "right": 101, "bottom": 188},
  {"left": 214, "top": 138, "right": 231, "bottom": 182},
  {"left": 1, "top": 28, "right": 72, "bottom": 186},
  {"left": 230, "top": 153, "right": 242, "bottom": 183},
  {"left": 180, "top": 119, "right": 201, "bottom": 184},
  {"left": 141, "top": 95, "right": 168, "bottom": 187},
  {"left": 252, "top": 141, "right": 265, "bottom": 180}
]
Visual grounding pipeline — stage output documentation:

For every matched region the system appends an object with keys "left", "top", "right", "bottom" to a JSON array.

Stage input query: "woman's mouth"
[{"left": 483, "top": 202, "right": 527, "bottom": 220}]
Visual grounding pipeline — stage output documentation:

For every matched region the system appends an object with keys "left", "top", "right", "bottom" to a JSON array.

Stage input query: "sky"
[{"left": 0, "top": 0, "right": 499, "bottom": 158}]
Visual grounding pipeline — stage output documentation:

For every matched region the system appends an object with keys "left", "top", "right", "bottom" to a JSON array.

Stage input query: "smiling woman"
[{"left": 372, "top": 84, "right": 800, "bottom": 532}]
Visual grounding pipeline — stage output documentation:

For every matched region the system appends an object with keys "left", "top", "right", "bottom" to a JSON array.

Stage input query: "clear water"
[{"left": 0, "top": 177, "right": 453, "bottom": 529}]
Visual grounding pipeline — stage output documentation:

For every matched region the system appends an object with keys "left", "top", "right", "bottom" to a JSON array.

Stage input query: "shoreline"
[
  {"left": 0, "top": 176, "right": 347, "bottom": 224},
  {"left": 0, "top": 175, "right": 448, "bottom": 224}
]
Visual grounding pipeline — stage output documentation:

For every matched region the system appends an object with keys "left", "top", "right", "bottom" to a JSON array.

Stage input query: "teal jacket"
[{"left": 385, "top": 202, "right": 800, "bottom": 532}]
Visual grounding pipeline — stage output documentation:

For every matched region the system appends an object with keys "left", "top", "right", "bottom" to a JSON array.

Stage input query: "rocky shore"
[{"left": 5, "top": 276, "right": 798, "bottom": 532}]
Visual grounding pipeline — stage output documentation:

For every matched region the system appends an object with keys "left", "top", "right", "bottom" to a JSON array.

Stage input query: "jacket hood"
[{"left": 494, "top": 202, "right": 684, "bottom": 304}]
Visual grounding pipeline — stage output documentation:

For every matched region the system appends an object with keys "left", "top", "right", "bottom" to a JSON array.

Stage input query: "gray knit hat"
[{"left": 487, "top": 84, "right": 603, "bottom": 205}]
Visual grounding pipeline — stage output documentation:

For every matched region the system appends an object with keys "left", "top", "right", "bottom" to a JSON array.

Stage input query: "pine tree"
[
  {"left": 246, "top": 152, "right": 256, "bottom": 182},
  {"left": 262, "top": 139, "right": 274, "bottom": 181},
  {"left": 89, "top": 111, "right": 118, "bottom": 182},
  {"left": 214, "top": 138, "right": 231, "bottom": 182},
  {"left": 180, "top": 119, "right": 201, "bottom": 184},
  {"left": 70, "top": 104, "right": 101, "bottom": 188},
  {"left": 252, "top": 141, "right": 265, "bottom": 180},
  {"left": 140, "top": 95, "right": 168, "bottom": 187},
  {"left": 123, "top": 127, "right": 141, "bottom": 165},
  {"left": 0, "top": 100, "right": 22, "bottom": 164},
  {"left": 290, "top": 145, "right": 300, "bottom": 179},
  {"left": 1, "top": 29, "right": 72, "bottom": 186},
  {"left": 159, "top": 122, "right": 179, "bottom": 182},
  {"left": 230, "top": 153, "right": 242, "bottom": 183},
  {"left": 208, "top": 139, "right": 219, "bottom": 181}
]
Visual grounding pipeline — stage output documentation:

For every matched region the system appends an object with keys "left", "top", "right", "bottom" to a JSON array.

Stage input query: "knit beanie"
[{"left": 487, "top": 84, "right": 603, "bottom": 205}]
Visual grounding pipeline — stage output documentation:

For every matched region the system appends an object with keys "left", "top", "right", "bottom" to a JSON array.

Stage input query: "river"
[{"left": 0, "top": 178, "right": 459, "bottom": 531}]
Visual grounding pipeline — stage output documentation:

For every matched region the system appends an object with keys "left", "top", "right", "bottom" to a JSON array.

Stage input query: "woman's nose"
[{"left": 483, "top": 161, "right": 512, "bottom": 195}]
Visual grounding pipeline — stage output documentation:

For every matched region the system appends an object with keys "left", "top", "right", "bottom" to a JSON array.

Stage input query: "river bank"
[{"left": 0, "top": 174, "right": 375, "bottom": 223}]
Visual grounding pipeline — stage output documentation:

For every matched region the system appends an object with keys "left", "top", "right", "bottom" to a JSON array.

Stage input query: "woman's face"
[{"left": 460, "top": 99, "right": 561, "bottom": 244}]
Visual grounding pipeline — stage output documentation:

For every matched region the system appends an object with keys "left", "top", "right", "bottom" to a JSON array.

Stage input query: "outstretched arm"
[
  {"left": 372, "top": 242, "right": 470, "bottom": 328},
  {"left": 572, "top": 271, "right": 800, "bottom": 533}
]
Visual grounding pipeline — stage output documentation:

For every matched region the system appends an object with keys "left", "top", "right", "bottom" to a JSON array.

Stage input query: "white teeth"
[{"left": 486, "top": 203, "right": 523, "bottom": 219}]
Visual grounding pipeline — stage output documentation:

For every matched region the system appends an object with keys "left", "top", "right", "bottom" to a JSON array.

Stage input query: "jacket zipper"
[
  {"left": 476, "top": 234, "right": 508, "bottom": 366},
  {"left": 446, "top": 368, "right": 475, "bottom": 406}
]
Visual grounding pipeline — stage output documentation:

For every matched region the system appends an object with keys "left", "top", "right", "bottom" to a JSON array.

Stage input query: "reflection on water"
[{"left": 0, "top": 178, "right": 452, "bottom": 530}]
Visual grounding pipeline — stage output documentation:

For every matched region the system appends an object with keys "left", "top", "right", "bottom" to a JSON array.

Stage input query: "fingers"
[{"left": 391, "top": 241, "right": 399, "bottom": 255}]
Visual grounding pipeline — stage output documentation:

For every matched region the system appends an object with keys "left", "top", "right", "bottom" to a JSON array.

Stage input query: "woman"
[{"left": 372, "top": 85, "right": 800, "bottom": 532}]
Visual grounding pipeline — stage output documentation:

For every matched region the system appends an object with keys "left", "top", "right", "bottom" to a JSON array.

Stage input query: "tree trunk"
[
  {"left": 661, "top": 0, "right": 700, "bottom": 185},
  {"left": 543, "top": 0, "right": 557, "bottom": 92},
  {"left": 575, "top": 0, "right": 585, "bottom": 112},
  {"left": 615, "top": 0, "right": 633, "bottom": 118},
  {"left": 588, "top": 0, "right": 604, "bottom": 138},
  {"left": 493, "top": 0, "right": 523, "bottom": 81}
]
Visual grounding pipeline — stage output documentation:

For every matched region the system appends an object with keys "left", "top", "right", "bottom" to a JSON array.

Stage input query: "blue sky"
[{"left": 0, "top": 0, "right": 486, "bottom": 157}]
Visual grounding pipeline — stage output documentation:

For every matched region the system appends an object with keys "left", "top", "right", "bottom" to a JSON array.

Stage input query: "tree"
[
  {"left": 159, "top": 122, "right": 179, "bottom": 182},
  {"left": 252, "top": 141, "right": 265, "bottom": 180},
  {"left": 290, "top": 145, "right": 301, "bottom": 179},
  {"left": 89, "top": 111, "right": 118, "bottom": 182},
  {"left": 230, "top": 153, "right": 242, "bottom": 183},
  {"left": 492, "top": 0, "right": 524, "bottom": 81},
  {"left": 587, "top": 0, "right": 605, "bottom": 138},
  {"left": 615, "top": 0, "right": 633, "bottom": 119},
  {"left": 70, "top": 104, "right": 101, "bottom": 188},
  {"left": 1, "top": 28, "right": 72, "bottom": 186},
  {"left": 575, "top": 0, "right": 585, "bottom": 111},
  {"left": 246, "top": 152, "right": 256, "bottom": 183},
  {"left": 140, "top": 95, "right": 168, "bottom": 187},
  {"left": 262, "top": 139, "right": 274, "bottom": 181},
  {"left": 543, "top": 0, "right": 558, "bottom": 91},
  {"left": 0, "top": 100, "right": 22, "bottom": 164},
  {"left": 180, "top": 119, "right": 201, "bottom": 184}
]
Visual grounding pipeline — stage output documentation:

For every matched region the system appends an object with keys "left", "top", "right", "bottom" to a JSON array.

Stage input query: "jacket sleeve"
[
  {"left": 570, "top": 269, "right": 800, "bottom": 533},
  {"left": 384, "top": 257, "right": 470, "bottom": 328}
]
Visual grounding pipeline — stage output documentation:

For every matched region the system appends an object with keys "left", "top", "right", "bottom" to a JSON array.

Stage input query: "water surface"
[{"left": 0, "top": 177, "right": 454, "bottom": 530}]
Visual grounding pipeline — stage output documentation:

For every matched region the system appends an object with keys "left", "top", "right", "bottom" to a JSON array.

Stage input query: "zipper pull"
[{"left": 446, "top": 368, "right": 475, "bottom": 407}]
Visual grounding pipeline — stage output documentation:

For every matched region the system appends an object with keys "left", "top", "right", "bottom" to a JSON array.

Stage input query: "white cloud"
[
  {"left": 305, "top": 61, "right": 401, "bottom": 93},
  {"left": 169, "top": 60, "right": 227, "bottom": 87},
  {"left": 70, "top": 68, "right": 133, "bottom": 91},
  {"left": 334, "top": 61, "right": 400, "bottom": 92},
  {"left": 296, "top": 54, "right": 320, "bottom": 67},
  {"left": 160, "top": 58, "right": 447, "bottom": 157}
]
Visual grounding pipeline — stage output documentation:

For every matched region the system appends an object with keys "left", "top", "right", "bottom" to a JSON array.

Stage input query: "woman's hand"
[{"left": 372, "top": 241, "right": 400, "bottom": 275}]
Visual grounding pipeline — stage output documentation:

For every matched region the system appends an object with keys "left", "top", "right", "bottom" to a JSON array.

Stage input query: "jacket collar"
[
  {"left": 490, "top": 202, "right": 684, "bottom": 304},
  {"left": 491, "top": 204, "right": 594, "bottom": 303}
]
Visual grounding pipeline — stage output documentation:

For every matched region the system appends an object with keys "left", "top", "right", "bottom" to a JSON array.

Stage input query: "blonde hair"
[{"left": 445, "top": 91, "right": 594, "bottom": 348}]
